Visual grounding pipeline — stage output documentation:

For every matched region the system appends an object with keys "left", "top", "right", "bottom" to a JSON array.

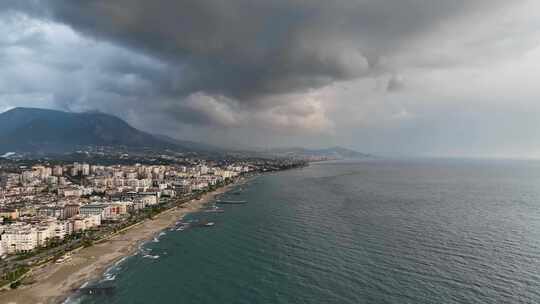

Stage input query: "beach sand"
[{"left": 1, "top": 184, "right": 236, "bottom": 304}]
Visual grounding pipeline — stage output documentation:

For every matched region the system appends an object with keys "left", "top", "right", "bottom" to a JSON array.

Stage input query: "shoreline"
[{"left": 1, "top": 180, "right": 246, "bottom": 304}]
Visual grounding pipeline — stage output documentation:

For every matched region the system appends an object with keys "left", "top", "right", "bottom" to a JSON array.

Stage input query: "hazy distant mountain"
[
  {"left": 0, "top": 108, "right": 369, "bottom": 158},
  {"left": 152, "top": 134, "right": 221, "bottom": 152},
  {"left": 0, "top": 107, "right": 213, "bottom": 153},
  {"left": 313, "top": 146, "right": 372, "bottom": 159},
  {"left": 264, "top": 146, "right": 371, "bottom": 159}
]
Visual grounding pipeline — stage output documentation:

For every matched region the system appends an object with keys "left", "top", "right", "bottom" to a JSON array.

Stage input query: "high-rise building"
[
  {"left": 81, "top": 163, "right": 90, "bottom": 176},
  {"left": 53, "top": 166, "right": 63, "bottom": 177},
  {"left": 71, "top": 163, "right": 81, "bottom": 176}
]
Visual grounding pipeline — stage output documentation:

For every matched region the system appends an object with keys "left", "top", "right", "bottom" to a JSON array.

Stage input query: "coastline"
[{"left": 1, "top": 181, "right": 244, "bottom": 304}]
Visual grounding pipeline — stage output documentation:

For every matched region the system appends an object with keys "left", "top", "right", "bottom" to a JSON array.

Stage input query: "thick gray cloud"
[
  {"left": 31, "top": 0, "right": 511, "bottom": 100},
  {"left": 2, "top": 0, "right": 540, "bottom": 157}
]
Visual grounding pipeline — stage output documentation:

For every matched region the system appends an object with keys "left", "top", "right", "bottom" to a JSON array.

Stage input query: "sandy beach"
[{"left": 1, "top": 184, "right": 237, "bottom": 304}]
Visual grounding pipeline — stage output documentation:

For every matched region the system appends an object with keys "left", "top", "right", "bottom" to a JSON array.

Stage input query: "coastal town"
[{"left": 0, "top": 156, "right": 306, "bottom": 291}]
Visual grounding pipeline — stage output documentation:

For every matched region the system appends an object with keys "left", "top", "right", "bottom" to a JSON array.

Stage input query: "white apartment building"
[
  {"left": 138, "top": 193, "right": 159, "bottom": 206},
  {"left": 60, "top": 187, "right": 83, "bottom": 197},
  {"left": 81, "top": 163, "right": 90, "bottom": 176},
  {"left": 68, "top": 215, "right": 101, "bottom": 233},
  {"left": 1, "top": 223, "right": 38, "bottom": 253},
  {"left": 53, "top": 165, "right": 63, "bottom": 176},
  {"left": 80, "top": 203, "right": 112, "bottom": 220}
]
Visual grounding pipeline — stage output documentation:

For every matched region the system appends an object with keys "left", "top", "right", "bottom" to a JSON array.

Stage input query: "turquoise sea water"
[{"left": 73, "top": 159, "right": 540, "bottom": 303}]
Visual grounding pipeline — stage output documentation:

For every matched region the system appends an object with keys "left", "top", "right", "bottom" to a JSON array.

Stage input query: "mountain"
[
  {"left": 264, "top": 146, "right": 372, "bottom": 160},
  {"left": 0, "top": 108, "right": 369, "bottom": 158},
  {"left": 312, "top": 146, "right": 372, "bottom": 159},
  {"left": 152, "top": 134, "right": 221, "bottom": 152},
  {"left": 0, "top": 107, "right": 213, "bottom": 153}
]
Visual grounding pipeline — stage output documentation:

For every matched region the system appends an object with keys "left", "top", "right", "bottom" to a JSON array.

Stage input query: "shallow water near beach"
[{"left": 73, "top": 159, "right": 540, "bottom": 303}]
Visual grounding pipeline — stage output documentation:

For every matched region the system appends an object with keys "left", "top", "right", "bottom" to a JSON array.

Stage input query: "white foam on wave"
[
  {"left": 62, "top": 296, "right": 82, "bottom": 304},
  {"left": 113, "top": 255, "right": 129, "bottom": 267},
  {"left": 152, "top": 231, "right": 167, "bottom": 243},
  {"left": 80, "top": 281, "right": 89, "bottom": 289},
  {"left": 138, "top": 240, "right": 148, "bottom": 252},
  {"left": 142, "top": 254, "right": 160, "bottom": 259},
  {"left": 98, "top": 253, "right": 135, "bottom": 284},
  {"left": 62, "top": 281, "right": 90, "bottom": 304},
  {"left": 102, "top": 274, "right": 117, "bottom": 281},
  {"left": 64, "top": 246, "right": 138, "bottom": 303}
]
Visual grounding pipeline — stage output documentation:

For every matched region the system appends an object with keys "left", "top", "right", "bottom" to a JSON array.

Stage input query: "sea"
[{"left": 69, "top": 159, "right": 540, "bottom": 303}]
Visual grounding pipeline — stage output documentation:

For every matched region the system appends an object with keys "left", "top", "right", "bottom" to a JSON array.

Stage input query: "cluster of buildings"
[{"left": 0, "top": 161, "right": 252, "bottom": 256}]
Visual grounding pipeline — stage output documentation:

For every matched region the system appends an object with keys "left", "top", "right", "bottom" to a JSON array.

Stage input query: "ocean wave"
[
  {"left": 98, "top": 254, "right": 133, "bottom": 285},
  {"left": 62, "top": 281, "right": 90, "bottom": 304},
  {"left": 102, "top": 274, "right": 116, "bottom": 281},
  {"left": 113, "top": 256, "right": 129, "bottom": 267},
  {"left": 152, "top": 231, "right": 167, "bottom": 243}
]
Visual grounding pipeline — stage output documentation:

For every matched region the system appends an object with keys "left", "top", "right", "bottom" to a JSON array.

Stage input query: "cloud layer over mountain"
[{"left": 1, "top": 1, "right": 540, "bottom": 157}]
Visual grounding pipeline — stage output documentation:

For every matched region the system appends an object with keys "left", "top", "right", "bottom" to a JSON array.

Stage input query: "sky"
[{"left": 1, "top": 1, "right": 540, "bottom": 158}]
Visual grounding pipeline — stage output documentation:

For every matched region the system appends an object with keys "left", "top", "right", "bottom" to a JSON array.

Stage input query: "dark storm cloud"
[
  {"left": 386, "top": 74, "right": 405, "bottom": 92},
  {"left": 5, "top": 0, "right": 533, "bottom": 154},
  {"left": 13, "top": 0, "right": 509, "bottom": 103}
]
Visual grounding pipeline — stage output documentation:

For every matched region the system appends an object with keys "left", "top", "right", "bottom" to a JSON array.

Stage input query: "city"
[
  {"left": 2, "top": 1, "right": 539, "bottom": 303},
  {"left": 0, "top": 156, "right": 306, "bottom": 289}
]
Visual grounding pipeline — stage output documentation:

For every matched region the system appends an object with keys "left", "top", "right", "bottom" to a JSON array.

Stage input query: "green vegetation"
[
  {"left": 142, "top": 205, "right": 167, "bottom": 220},
  {"left": 14, "top": 236, "right": 72, "bottom": 261},
  {"left": 10, "top": 280, "right": 21, "bottom": 289},
  {"left": 0, "top": 266, "right": 29, "bottom": 288},
  {"left": 82, "top": 238, "right": 94, "bottom": 248}
]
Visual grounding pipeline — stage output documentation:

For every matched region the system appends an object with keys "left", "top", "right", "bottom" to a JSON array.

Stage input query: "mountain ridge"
[
  {"left": 0, "top": 107, "right": 211, "bottom": 153},
  {"left": 261, "top": 146, "right": 372, "bottom": 159},
  {"left": 0, "top": 107, "right": 370, "bottom": 159}
]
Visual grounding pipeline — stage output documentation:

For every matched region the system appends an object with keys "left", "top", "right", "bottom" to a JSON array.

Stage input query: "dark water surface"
[{"left": 75, "top": 159, "right": 540, "bottom": 303}]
